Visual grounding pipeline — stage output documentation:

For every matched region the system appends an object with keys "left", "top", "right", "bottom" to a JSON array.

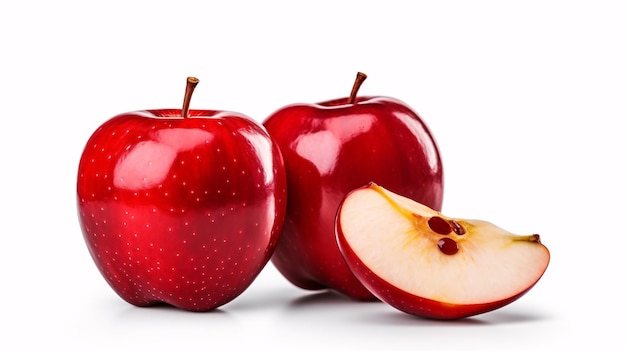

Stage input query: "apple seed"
[
  {"left": 428, "top": 216, "right": 452, "bottom": 235},
  {"left": 437, "top": 237, "right": 459, "bottom": 255},
  {"left": 451, "top": 220, "right": 466, "bottom": 235}
]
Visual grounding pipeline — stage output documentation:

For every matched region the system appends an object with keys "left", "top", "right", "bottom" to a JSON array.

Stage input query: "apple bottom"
[{"left": 80, "top": 201, "right": 278, "bottom": 312}]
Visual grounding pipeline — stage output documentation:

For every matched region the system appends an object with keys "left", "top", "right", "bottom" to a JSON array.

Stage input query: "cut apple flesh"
[{"left": 335, "top": 183, "right": 550, "bottom": 319}]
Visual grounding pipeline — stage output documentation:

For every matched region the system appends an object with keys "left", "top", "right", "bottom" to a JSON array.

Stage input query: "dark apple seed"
[
  {"left": 451, "top": 220, "right": 466, "bottom": 235},
  {"left": 437, "top": 237, "right": 459, "bottom": 255},
  {"left": 428, "top": 216, "right": 452, "bottom": 235}
]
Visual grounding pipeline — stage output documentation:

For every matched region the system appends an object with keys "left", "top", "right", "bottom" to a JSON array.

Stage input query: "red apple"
[
  {"left": 77, "top": 77, "right": 287, "bottom": 311},
  {"left": 336, "top": 183, "right": 550, "bottom": 319},
  {"left": 263, "top": 73, "right": 444, "bottom": 300}
]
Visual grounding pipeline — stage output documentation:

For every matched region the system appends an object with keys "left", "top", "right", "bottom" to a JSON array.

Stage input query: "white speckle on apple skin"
[{"left": 79, "top": 171, "right": 276, "bottom": 310}]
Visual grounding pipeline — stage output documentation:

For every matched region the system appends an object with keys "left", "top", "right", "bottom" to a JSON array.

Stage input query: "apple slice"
[{"left": 335, "top": 183, "right": 550, "bottom": 319}]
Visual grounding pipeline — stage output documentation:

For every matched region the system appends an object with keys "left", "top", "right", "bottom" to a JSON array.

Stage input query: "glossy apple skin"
[
  {"left": 335, "top": 214, "right": 540, "bottom": 320},
  {"left": 77, "top": 109, "right": 286, "bottom": 311},
  {"left": 263, "top": 96, "right": 443, "bottom": 300}
]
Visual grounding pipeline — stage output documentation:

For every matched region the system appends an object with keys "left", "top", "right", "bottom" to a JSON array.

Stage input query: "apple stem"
[
  {"left": 182, "top": 76, "right": 199, "bottom": 118},
  {"left": 347, "top": 72, "right": 367, "bottom": 104},
  {"left": 514, "top": 234, "right": 542, "bottom": 243}
]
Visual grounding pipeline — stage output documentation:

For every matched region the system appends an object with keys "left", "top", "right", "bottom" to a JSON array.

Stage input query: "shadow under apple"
[
  {"left": 357, "top": 306, "right": 552, "bottom": 327},
  {"left": 287, "top": 290, "right": 381, "bottom": 309},
  {"left": 114, "top": 299, "right": 233, "bottom": 325},
  {"left": 283, "top": 290, "right": 550, "bottom": 326}
]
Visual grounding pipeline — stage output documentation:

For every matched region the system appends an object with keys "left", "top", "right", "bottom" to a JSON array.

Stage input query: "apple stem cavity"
[
  {"left": 348, "top": 72, "right": 368, "bottom": 104},
  {"left": 182, "top": 76, "right": 200, "bottom": 118}
]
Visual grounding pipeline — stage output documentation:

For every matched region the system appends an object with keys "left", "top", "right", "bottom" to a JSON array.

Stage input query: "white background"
[{"left": 1, "top": 0, "right": 624, "bottom": 349}]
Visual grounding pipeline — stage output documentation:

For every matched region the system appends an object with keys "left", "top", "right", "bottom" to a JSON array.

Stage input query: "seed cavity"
[
  {"left": 437, "top": 237, "right": 459, "bottom": 255},
  {"left": 428, "top": 216, "right": 451, "bottom": 235}
]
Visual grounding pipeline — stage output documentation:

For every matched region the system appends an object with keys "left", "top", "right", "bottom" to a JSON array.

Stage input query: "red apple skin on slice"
[{"left": 335, "top": 183, "right": 550, "bottom": 320}]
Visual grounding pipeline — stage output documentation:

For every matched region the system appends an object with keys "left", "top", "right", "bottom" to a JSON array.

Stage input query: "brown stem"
[
  {"left": 182, "top": 76, "right": 199, "bottom": 118},
  {"left": 347, "top": 72, "right": 367, "bottom": 104}
]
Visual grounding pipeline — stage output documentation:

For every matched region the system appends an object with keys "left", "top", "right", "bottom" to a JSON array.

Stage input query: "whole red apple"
[
  {"left": 77, "top": 77, "right": 287, "bottom": 311},
  {"left": 263, "top": 73, "right": 444, "bottom": 300}
]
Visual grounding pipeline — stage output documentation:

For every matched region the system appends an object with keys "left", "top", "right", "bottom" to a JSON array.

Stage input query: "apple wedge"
[{"left": 335, "top": 183, "right": 550, "bottom": 319}]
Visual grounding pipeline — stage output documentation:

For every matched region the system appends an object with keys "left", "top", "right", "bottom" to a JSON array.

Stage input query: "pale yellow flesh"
[{"left": 339, "top": 185, "right": 550, "bottom": 305}]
